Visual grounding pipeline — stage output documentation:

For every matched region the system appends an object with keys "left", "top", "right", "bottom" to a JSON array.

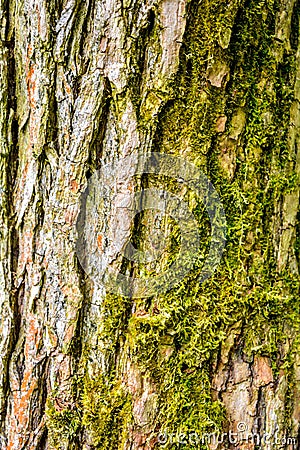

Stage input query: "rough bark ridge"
[{"left": 0, "top": 0, "right": 299, "bottom": 449}]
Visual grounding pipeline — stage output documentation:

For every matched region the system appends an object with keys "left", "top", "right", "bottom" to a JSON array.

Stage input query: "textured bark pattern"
[{"left": 0, "top": 0, "right": 299, "bottom": 449}]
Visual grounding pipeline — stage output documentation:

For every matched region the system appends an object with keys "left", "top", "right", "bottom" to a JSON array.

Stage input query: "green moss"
[
  {"left": 48, "top": 0, "right": 300, "bottom": 447},
  {"left": 119, "top": 0, "right": 299, "bottom": 445},
  {"left": 81, "top": 374, "right": 132, "bottom": 449},
  {"left": 46, "top": 401, "right": 82, "bottom": 449}
]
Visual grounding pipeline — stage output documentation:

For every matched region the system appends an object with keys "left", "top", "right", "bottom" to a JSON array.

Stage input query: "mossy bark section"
[{"left": 0, "top": 1, "right": 299, "bottom": 449}]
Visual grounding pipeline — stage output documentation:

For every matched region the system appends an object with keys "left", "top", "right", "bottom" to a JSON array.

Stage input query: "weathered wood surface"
[{"left": 0, "top": 0, "right": 299, "bottom": 449}]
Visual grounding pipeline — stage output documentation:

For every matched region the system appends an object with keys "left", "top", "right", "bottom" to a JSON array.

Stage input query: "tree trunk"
[{"left": 0, "top": 0, "right": 299, "bottom": 449}]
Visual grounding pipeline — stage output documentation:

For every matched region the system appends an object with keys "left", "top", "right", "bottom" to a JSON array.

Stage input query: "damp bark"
[{"left": 0, "top": 0, "right": 299, "bottom": 449}]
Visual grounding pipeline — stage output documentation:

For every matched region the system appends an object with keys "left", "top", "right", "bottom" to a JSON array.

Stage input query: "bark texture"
[{"left": 0, "top": 0, "right": 299, "bottom": 449}]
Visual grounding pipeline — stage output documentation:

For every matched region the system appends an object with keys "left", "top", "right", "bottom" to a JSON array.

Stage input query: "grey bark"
[{"left": 0, "top": 0, "right": 299, "bottom": 449}]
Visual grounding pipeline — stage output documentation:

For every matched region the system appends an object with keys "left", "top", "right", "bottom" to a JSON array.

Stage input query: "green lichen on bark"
[
  {"left": 61, "top": 1, "right": 300, "bottom": 449},
  {"left": 0, "top": 0, "right": 299, "bottom": 448}
]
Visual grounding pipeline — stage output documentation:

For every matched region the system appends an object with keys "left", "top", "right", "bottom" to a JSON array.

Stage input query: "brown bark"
[{"left": 0, "top": 0, "right": 299, "bottom": 449}]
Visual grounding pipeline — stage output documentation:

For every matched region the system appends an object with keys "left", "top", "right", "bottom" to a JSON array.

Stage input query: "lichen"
[
  {"left": 46, "top": 0, "right": 300, "bottom": 448},
  {"left": 81, "top": 374, "right": 132, "bottom": 449}
]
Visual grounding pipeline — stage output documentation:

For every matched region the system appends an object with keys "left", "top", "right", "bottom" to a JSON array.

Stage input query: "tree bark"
[{"left": 0, "top": 0, "right": 299, "bottom": 449}]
